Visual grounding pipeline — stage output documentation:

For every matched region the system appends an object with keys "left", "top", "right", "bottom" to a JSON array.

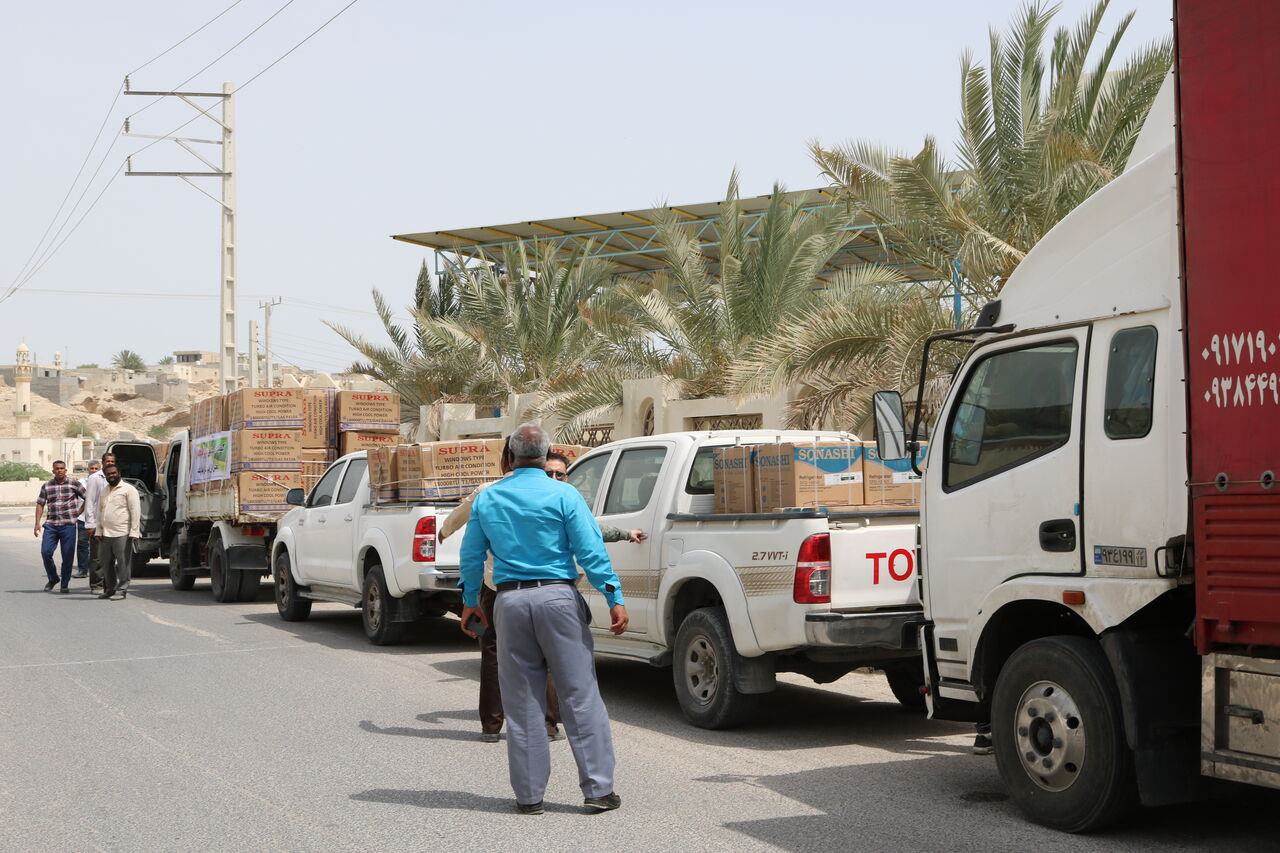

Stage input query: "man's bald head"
[{"left": 508, "top": 422, "right": 550, "bottom": 467}]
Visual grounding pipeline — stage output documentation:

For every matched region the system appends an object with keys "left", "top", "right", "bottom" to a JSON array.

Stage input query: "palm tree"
[
  {"left": 810, "top": 0, "right": 1171, "bottom": 305},
  {"left": 111, "top": 350, "right": 146, "bottom": 371}
]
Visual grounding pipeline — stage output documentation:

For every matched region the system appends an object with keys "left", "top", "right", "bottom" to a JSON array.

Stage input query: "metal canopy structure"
[{"left": 392, "top": 187, "right": 942, "bottom": 283}]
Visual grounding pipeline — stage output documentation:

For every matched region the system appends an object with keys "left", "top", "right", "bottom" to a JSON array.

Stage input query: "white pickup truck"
[
  {"left": 564, "top": 430, "right": 923, "bottom": 728},
  {"left": 270, "top": 451, "right": 464, "bottom": 644}
]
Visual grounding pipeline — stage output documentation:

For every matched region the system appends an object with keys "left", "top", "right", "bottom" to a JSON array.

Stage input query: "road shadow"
[
  {"left": 358, "top": 718, "right": 480, "bottom": 743},
  {"left": 350, "top": 788, "right": 584, "bottom": 815},
  {"left": 239, "top": 608, "right": 477, "bottom": 656},
  {"left": 708, "top": 756, "right": 1280, "bottom": 852}
]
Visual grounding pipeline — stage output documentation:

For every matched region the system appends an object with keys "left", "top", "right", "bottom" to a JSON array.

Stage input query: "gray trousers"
[
  {"left": 494, "top": 582, "right": 615, "bottom": 805},
  {"left": 89, "top": 535, "right": 103, "bottom": 591},
  {"left": 100, "top": 536, "right": 131, "bottom": 595}
]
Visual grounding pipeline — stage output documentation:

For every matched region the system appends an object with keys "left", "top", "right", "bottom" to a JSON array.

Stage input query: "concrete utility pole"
[
  {"left": 260, "top": 297, "right": 281, "bottom": 388},
  {"left": 124, "top": 79, "right": 238, "bottom": 394},
  {"left": 248, "top": 319, "right": 259, "bottom": 388}
]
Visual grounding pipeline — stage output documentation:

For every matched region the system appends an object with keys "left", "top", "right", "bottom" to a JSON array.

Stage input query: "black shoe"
[
  {"left": 58, "top": 587, "right": 70, "bottom": 594},
  {"left": 98, "top": 592, "right": 112, "bottom": 600},
  {"left": 44, "top": 581, "right": 57, "bottom": 591},
  {"left": 584, "top": 793, "right": 621, "bottom": 812},
  {"left": 516, "top": 801, "right": 544, "bottom": 816},
  {"left": 72, "top": 572, "right": 88, "bottom": 579},
  {"left": 973, "top": 734, "right": 993, "bottom": 755}
]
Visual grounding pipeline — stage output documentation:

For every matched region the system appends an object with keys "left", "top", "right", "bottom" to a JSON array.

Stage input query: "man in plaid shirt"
[{"left": 34, "top": 460, "right": 86, "bottom": 593}]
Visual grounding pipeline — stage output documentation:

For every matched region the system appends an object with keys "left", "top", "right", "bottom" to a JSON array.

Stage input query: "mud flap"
[{"left": 733, "top": 652, "right": 777, "bottom": 694}]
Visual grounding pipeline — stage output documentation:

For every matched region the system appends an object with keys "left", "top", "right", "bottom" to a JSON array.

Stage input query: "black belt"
[{"left": 495, "top": 578, "right": 574, "bottom": 592}]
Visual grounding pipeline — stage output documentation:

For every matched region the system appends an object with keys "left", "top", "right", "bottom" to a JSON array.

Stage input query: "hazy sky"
[{"left": 1, "top": 0, "right": 1172, "bottom": 374}]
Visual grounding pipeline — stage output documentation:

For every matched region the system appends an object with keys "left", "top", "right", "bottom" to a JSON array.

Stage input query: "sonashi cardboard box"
[
  {"left": 230, "top": 429, "right": 303, "bottom": 472},
  {"left": 339, "top": 431, "right": 400, "bottom": 455},
  {"left": 756, "top": 441, "right": 865, "bottom": 511},
  {"left": 301, "top": 448, "right": 336, "bottom": 494},
  {"left": 336, "top": 391, "right": 399, "bottom": 433},
  {"left": 366, "top": 446, "right": 400, "bottom": 502},
  {"left": 861, "top": 441, "right": 928, "bottom": 506},
  {"left": 233, "top": 470, "right": 303, "bottom": 514},
  {"left": 397, "top": 440, "right": 504, "bottom": 501},
  {"left": 302, "top": 388, "right": 337, "bottom": 449},
  {"left": 227, "top": 388, "right": 304, "bottom": 430},
  {"left": 713, "top": 446, "right": 757, "bottom": 513}
]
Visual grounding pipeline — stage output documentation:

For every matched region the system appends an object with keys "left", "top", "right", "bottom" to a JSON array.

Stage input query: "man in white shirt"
[
  {"left": 94, "top": 463, "right": 139, "bottom": 601},
  {"left": 83, "top": 452, "right": 114, "bottom": 595},
  {"left": 74, "top": 460, "right": 101, "bottom": 580}
]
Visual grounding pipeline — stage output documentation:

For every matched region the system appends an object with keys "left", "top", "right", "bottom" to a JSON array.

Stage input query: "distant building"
[{"left": 0, "top": 343, "right": 84, "bottom": 469}]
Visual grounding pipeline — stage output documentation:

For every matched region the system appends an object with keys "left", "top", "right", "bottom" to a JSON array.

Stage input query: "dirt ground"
[{"left": 0, "top": 378, "right": 222, "bottom": 445}]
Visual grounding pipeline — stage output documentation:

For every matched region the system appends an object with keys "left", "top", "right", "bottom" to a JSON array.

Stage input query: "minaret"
[
  {"left": 53, "top": 351, "right": 63, "bottom": 370},
  {"left": 14, "top": 343, "right": 32, "bottom": 439}
]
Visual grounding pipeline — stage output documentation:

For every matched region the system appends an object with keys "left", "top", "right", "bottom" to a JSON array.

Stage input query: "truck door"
[
  {"left": 594, "top": 443, "right": 671, "bottom": 636},
  {"left": 923, "top": 329, "right": 1088, "bottom": 682},
  {"left": 297, "top": 461, "right": 347, "bottom": 584},
  {"left": 319, "top": 458, "right": 367, "bottom": 585}
]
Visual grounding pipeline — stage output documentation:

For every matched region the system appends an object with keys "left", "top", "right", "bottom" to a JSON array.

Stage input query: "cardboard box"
[
  {"left": 190, "top": 395, "right": 227, "bottom": 439},
  {"left": 367, "top": 445, "right": 400, "bottom": 502},
  {"left": 397, "top": 440, "right": 503, "bottom": 501},
  {"left": 301, "top": 448, "right": 336, "bottom": 494},
  {"left": 302, "top": 388, "right": 337, "bottom": 449},
  {"left": 230, "top": 429, "right": 303, "bottom": 472},
  {"left": 549, "top": 444, "right": 594, "bottom": 464},
  {"left": 339, "top": 431, "right": 401, "bottom": 455},
  {"left": 756, "top": 441, "right": 865, "bottom": 511},
  {"left": 233, "top": 470, "right": 303, "bottom": 514},
  {"left": 713, "top": 446, "right": 757, "bottom": 513},
  {"left": 336, "top": 390, "right": 400, "bottom": 433},
  {"left": 861, "top": 441, "right": 928, "bottom": 506},
  {"left": 227, "top": 388, "right": 304, "bottom": 430}
]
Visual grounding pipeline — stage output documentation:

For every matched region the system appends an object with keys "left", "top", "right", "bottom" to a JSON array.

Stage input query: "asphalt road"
[{"left": 1, "top": 517, "right": 1277, "bottom": 853}]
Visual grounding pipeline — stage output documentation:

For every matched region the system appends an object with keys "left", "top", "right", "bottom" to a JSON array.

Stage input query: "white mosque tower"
[{"left": 14, "top": 342, "right": 32, "bottom": 439}]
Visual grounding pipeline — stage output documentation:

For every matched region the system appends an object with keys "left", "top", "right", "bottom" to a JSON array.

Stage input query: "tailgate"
[
  {"left": 433, "top": 507, "right": 461, "bottom": 568},
  {"left": 828, "top": 523, "right": 919, "bottom": 610}
]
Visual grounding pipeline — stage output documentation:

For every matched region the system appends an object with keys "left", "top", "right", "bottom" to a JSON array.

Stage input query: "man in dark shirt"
[{"left": 34, "top": 460, "right": 86, "bottom": 593}]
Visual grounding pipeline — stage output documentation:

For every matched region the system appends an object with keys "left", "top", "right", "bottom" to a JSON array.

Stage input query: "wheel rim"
[
  {"left": 1013, "top": 679, "right": 1086, "bottom": 792},
  {"left": 366, "top": 580, "right": 382, "bottom": 630},
  {"left": 683, "top": 633, "right": 719, "bottom": 705},
  {"left": 276, "top": 561, "right": 290, "bottom": 608}
]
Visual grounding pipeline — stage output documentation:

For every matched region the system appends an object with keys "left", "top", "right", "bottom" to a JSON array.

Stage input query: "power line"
[{"left": 128, "top": 0, "right": 249, "bottom": 76}]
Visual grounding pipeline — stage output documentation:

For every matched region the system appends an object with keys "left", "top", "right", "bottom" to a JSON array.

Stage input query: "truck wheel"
[
  {"left": 169, "top": 547, "right": 195, "bottom": 590},
  {"left": 672, "top": 606, "right": 758, "bottom": 729},
  {"left": 992, "top": 636, "right": 1137, "bottom": 833},
  {"left": 273, "top": 550, "right": 312, "bottom": 622},
  {"left": 236, "top": 565, "right": 262, "bottom": 601},
  {"left": 209, "top": 539, "right": 240, "bottom": 603},
  {"left": 883, "top": 662, "right": 927, "bottom": 712},
  {"left": 362, "top": 565, "right": 406, "bottom": 646}
]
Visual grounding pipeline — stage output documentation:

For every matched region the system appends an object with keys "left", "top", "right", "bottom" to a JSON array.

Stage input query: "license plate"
[{"left": 1093, "top": 545, "right": 1148, "bottom": 568}]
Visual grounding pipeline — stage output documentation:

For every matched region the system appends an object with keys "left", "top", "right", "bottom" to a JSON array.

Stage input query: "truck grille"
[{"left": 1195, "top": 494, "right": 1280, "bottom": 653}]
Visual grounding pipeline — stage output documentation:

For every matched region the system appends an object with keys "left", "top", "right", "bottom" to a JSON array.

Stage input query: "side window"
[
  {"left": 335, "top": 458, "right": 368, "bottom": 505},
  {"left": 1104, "top": 327, "right": 1157, "bottom": 439},
  {"left": 685, "top": 447, "right": 717, "bottom": 494},
  {"left": 603, "top": 447, "right": 667, "bottom": 515},
  {"left": 568, "top": 454, "right": 611, "bottom": 510},
  {"left": 308, "top": 462, "right": 346, "bottom": 508},
  {"left": 944, "top": 341, "right": 1079, "bottom": 490}
]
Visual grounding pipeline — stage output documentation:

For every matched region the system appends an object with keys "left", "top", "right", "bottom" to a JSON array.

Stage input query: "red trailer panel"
[{"left": 1177, "top": 0, "right": 1280, "bottom": 652}]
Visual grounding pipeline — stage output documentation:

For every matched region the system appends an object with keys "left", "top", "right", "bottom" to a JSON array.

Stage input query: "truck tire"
[
  {"left": 169, "top": 547, "right": 195, "bottom": 591},
  {"left": 992, "top": 636, "right": 1137, "bottom": 833},
  {"left": 362, "top": 565, "right": 406, "bottom": 646},
  {"left": 672, "top": 606, "right": 758, "bottom": 729},
  {"left": 883, "top": 662, "right": 927, "bottom": 712},
  {"left": 236, "top": 565, "right": 262, "bottom": 601},
  {"left": 273, "top": 550, "right": 311, "bottom": 622},
  {"left": 209, "top": 538, "right": 240, "bottom": 603}
]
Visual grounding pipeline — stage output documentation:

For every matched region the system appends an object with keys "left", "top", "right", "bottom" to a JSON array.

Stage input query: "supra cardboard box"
[
  {"left": 227, "top": 388, "right": 304, "bottom": 430},
  {"left": 713, "top": 446, "right": 757, "bottom": 513},
  {"left": 191, "top": 395, "right": 227, "bottom": 439},
  {"left": 230, "top": 429, "right": 303, "bottom": 472},
  {"left": 756, "top": 441, "right": 865, "bottom": 511},
  {"left": 397, "top": 440, "right": 503, "bottom": 501},
  {"left": 366, "top": 445, "right": 400, "bottom": 502},
  {"left": 861, "top": 441, "right": 928, "bottom": 506},
  {"left": 550, "top": 444, "right": 594, "bottom": 464},
  {"left": 302, "top": 389, "right": 337, "bottom": 449},
  {"left": 339, "top": 431, "right": 400, "bottom": 455},
  {"left": 301, "top": 448, "right": 336, "bottom": 494},
  {"left": 233, "top": 470, "right": 303, "bottom": 514},
  {"left": 336, "top": 390, "right": 400, "bottom": 433}
]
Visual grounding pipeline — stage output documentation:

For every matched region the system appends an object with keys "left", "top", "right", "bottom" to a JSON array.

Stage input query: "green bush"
[
  {"left": 64, "top": 419, "right": 88, "bottom": 438},
  {"left": 146, "top": 424, "right": 170, "bottom": 442},
  {"left": 0, "top": 462, "right": 51, "bottom": 482},
  {"left": 75, "top": 363, "right": 99, "bottom": 369}
]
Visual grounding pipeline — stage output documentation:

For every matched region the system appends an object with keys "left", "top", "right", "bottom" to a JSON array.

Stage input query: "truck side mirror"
[
  {"left": 285, "top": 488, "right": 305, "bottom": 506},
  {"left": 872, "top": 390, "right": 908, "bottom": 461}
]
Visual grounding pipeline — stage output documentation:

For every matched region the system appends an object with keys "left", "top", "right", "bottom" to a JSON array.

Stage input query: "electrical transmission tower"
[{"left": 124, "top": 78, "right": 238, "bottom": 393}]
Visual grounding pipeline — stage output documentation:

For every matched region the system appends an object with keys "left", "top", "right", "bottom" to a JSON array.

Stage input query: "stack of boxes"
[
  {"left": 711, "top": 439, "right": 929, "bottom": 514},
  {"left": 224, "top": 388, "right": 305, "bottom": 513}
]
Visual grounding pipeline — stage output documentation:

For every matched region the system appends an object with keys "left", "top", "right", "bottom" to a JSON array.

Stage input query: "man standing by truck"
[
  {"left": 458, "top": 423, "right": 628, "bottom": 815},
  {"left": 95, "top": 464, "right": 139, "bottom": 601},
  {"left": 84, "top": 451, "right": 114, "bottom": 595},
  {"left": 73, "top": 459, "right": 101, "bottom": 580},
  {"left": 33, "top": 460, "right": 85, "bottom": 593}
]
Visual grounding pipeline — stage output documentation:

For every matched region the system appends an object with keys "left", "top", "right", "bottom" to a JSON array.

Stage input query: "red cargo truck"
[{"left": 870, "top": 0, "right": 1280, "bottom": 831}]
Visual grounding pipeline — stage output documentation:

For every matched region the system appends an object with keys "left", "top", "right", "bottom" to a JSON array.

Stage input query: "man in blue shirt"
[{"left": 459, "top": 423, "right": 628, "bottom": 816}]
